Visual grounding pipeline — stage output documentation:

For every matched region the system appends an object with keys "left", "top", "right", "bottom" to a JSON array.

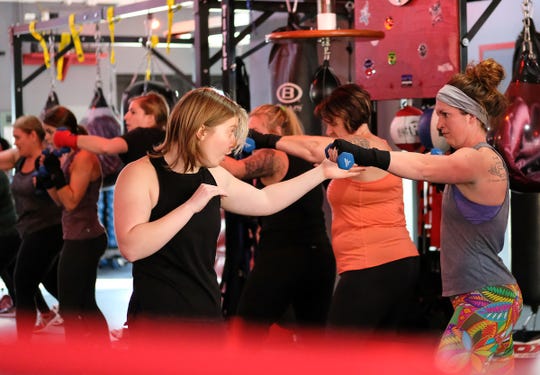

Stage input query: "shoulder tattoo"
[
  {"left": 488, "top": 155, "right": 506, "bottom": 182},
  {"left": 349, "top": 136, "right": 370, "bottom": 148}
]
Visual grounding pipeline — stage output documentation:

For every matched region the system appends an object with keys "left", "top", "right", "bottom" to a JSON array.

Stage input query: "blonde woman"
[
  {"left": 221, "top": 104, "right": 336, "bottom": 339},
  {"left": 113, "top": 88, "right": 361, "bottom": 339}
]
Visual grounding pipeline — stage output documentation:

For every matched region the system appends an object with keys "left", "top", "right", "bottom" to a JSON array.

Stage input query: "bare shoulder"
[
  {"left": 118, "top": 157, "right": 155, "bottom": 184},
  {"left": 347, "top": 134, "right": 390, "bottom": 150},
  {"left": 208, "top": 165, "right": 230, "bottom": 187}
]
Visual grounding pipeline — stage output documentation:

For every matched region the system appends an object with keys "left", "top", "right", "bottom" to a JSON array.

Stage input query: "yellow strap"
[
  {"left": 150, "top": 35, "right": 159, "bottom": 49},
  {"left": 166, "top": 0, "right": 175, "bottom": 54},
  {"left": 56, "top": 33, "right": 71, "bottom": 81},
  {"left": 29, "top": 21, "right": 50, "bottom": 68},
  {"left": 107, "top": 7, "right": 116, "bottom": 65},
  {"left": 68, "top": 14, "right": 85, "bottom": 62},
  {"left": 145, "top": 36, "right": 160, "bottom": 81}
]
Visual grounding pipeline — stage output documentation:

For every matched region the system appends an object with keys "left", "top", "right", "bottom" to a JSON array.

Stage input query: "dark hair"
[
  {"left": 42, "top": 105, "right": 79, "bottom": 134},
  {"left": 0, "top": 137, "right": 11, "bottom": 151},
  {"left": 447, "top": 58, "right": 508, "bottom": 131},
  {"left": 314, "top": 83, "right": 372, "bottom": 134}
]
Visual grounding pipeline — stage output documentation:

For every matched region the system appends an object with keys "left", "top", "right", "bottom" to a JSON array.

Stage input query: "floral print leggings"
[{"left": 436, "top": 284, "right": 523, "bottom": 374}]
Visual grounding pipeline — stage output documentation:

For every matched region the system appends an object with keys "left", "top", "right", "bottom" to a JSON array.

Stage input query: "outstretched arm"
[
  {"left": 248, "top": 129, "right": 331, "bottom": 163},
  {"left": 55, "top": 128, "right": 128, "bottom": 155},
  {"left": 328, "top": 139, "right": 481, "bottom": 184},
  {"left": 77, "top": 135, "right": 129, "bottom": 155},
  {"left": 275, "top": 135, "right": 332, "bottom": 163},
  {"left": 215, "top": 158, "right": 361, "bottom": 217}
]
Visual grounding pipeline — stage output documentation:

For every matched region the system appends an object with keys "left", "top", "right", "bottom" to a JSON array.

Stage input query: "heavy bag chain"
[{"left": 522, "top": 0, "right": 535, "bottom": 59}]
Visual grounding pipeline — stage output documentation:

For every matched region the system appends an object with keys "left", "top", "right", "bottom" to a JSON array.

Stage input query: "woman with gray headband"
[{"left": 326, "top": 58, "right": 522, "bottom": 374}]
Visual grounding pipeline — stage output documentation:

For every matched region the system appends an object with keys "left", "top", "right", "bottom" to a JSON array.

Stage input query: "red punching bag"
[
  {"left": 493, "top": 19, "right": 540, "bottom": 192},
  {"left": 492, "top": 13, "right": 540, "bottom": 308}
]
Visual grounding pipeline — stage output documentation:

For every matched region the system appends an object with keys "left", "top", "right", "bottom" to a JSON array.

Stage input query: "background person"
[
  {"left": 221, "top": 104, "right": 335, "bottom": 340},
  {"left": 40, "top": 106, "right": 109, "bottom": 345},
  {"left": 249, "top": 84, "right": 420, "bottom": 334},
  {"left": 53, "top": 91, "right": 169, "bottom": 165},
  {"left": 0, "top": 116, "right": 62, "bottom": 340}
]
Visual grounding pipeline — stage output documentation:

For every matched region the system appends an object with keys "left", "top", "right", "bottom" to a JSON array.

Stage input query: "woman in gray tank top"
[{"left": 326, "top": 59, "right": 522, "bottom": 374}]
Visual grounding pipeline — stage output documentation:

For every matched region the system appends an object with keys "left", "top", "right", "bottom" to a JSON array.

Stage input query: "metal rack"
[{"left": 9, "top": 0, "right": 500, "bottom": 117}]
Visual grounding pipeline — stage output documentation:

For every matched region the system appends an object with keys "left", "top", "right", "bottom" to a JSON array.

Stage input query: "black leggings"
[
  {"left": 58, "top": 234, "right": 109, "bottom": 344},
  {"left": 14, "top": 225, "right": 63, "bottom": 341},
  {"left": 328, "top": 256, "right": 420, "bottom": 334},
  {"left": 237, "top": 241, "right": 336, "bottom": 331},
  {"left": 0, "top": 232, "right": 20, "bottom": 302}
]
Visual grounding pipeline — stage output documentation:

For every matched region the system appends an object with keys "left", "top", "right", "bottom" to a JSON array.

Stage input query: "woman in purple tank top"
[{"left": 39, "top": 106, "right": 110, "bottom": 346}]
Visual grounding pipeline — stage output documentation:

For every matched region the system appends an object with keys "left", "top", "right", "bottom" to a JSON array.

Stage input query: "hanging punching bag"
[
  {"left": 40, "top": 91, "right": 60, "bottom": 118},
  {"left": 269, "top": 12, "right": 321, "bottom": 135},
  {"left": 235, "top": 56, "right": 251, "bottom": 112},
  {"left": 85, "top": 87, "right": 124, "bottom": 187},
  {"left": 492, "top": 15, "right": 540, "bottom": 308}
]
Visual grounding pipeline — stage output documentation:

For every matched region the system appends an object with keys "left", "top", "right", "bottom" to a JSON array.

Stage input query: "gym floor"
[{"left": 0, "top": 253, "right": 539, "bottom": 374}]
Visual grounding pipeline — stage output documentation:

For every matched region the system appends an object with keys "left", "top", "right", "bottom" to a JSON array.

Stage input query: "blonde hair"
[
  {"left": 249, "top": 104, "right": 304, "bottom": 136},
  {"left": 13, "top": 115, "right": 45, "bottom": 141},
  {"left": 155, "top": 87, "right": 248, "bottom": 172}
]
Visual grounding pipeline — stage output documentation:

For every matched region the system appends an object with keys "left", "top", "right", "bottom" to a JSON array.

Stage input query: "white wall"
[{"left": 1, "top": 0, "right": 535, "bottom": 263}]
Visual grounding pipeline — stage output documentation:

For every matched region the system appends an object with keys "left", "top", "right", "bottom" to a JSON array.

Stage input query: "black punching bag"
[
  {"left": 492, "top": 18, "right": 540, "bottom": 308},
  {"left": 309, "top": 59, "right": 341, "bottom": 105},
  {"left": 269, "top": 13, "right": 321, "bottom": 135}
]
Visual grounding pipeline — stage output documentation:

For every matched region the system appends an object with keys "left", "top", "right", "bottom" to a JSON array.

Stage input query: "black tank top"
[
  {"left": 132, "top": 156, "right": 222, "bottom": 319},
  {"left": 256, "top": 154, "right": 329, "bottom": 247}
]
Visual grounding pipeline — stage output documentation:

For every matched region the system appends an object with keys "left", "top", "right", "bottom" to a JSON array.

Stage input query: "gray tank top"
[
  {"left": 61, "top": 151, "right": 105, "bottom": 240},
  {"left": 440, "top": 143, "right": 516, "bottom": 296},
  {"left": 10, "top": 158, "right": 62, "bottom": 236}
]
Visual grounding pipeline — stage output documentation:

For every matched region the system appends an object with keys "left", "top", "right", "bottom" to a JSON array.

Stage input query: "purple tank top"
[{"left": 61, "top": 151, "right": 105, "bottom": 240}]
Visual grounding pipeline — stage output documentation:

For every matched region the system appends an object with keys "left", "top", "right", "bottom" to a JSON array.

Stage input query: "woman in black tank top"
[
  {"left": 221, "top": 104, "right": 335, "bottom": 341},
  {"left": 112, "top": 88, "right": 361, "bottom": 343}
]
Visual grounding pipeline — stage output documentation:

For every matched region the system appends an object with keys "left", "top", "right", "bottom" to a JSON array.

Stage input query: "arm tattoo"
[{"left": 243, "top": 149, "right": 277, "bottom": 180}]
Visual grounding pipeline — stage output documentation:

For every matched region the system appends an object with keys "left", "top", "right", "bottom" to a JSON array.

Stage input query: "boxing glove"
[
  {"left": 33, "top": 156, "right": 54, "bottom": 192},
  {"left": 43, "top": 152, "right": 67, "bottom": 190},
  {"left": 54, "top": 128, "right": 78, "bottom": 150}
]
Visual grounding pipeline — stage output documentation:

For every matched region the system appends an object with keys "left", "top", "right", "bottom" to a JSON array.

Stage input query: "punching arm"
[{"left": 76, "top": 135, "right": 128, "bottom": 155}]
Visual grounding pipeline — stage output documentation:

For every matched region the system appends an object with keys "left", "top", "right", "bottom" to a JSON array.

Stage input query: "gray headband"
[{"left": 436, "top": 84, "right": 489, "bottom": 126}]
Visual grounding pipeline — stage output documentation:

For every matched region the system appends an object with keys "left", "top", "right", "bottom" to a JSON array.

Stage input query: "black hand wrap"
[
  {"left": 330, "top": 139, "right": 391, "bottom": 170},
  {"left": 43, "top": 153, "right": 67, "bottom": 190},
  {"left": 247, "top": 129, "right": 281, "bottom": 149}
]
